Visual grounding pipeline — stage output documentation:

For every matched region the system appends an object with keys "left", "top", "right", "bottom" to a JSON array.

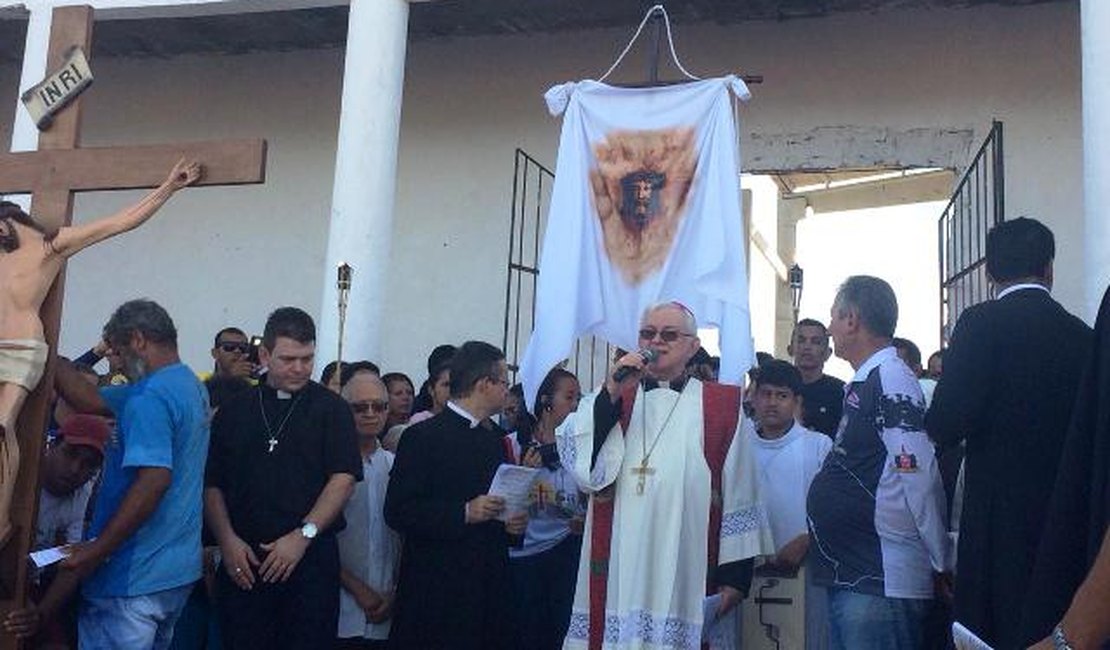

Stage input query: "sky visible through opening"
[
  {"left": 697, "top": 197, "right": 944, "bottom": 383},
  {"left": 795, "top": 201, "right": 944, "bottom": 381}
]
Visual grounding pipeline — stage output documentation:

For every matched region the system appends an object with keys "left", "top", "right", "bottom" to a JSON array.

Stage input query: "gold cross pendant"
[{"left": 631, "top": 463, "right": 655, "bottom": 495}]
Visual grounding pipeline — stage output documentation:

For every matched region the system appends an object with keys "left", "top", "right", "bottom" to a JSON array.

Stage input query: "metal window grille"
[
  {"left": 502, "top": 149, "right": 614, "bottom": 391},
  {"left": 938, "top": 121, "right": 1004, "bottom": 346}
]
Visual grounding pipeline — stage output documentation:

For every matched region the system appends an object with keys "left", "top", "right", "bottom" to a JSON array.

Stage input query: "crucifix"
[
  {"left": 631, "top": 463, "right": 655, "bottom": 495},
  {"left": 0, "top": 4, "right": 266, "bottom": 636}
]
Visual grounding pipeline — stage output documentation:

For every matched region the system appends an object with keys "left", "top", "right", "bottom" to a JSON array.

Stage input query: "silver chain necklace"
[{"left": 258, "top": 387, "right": 303, "bottom": 453}]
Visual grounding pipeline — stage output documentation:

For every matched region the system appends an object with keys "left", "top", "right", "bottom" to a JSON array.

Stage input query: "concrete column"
[
  {"left": 5, "top": 3, "right": 52, "bottom": 208},
  {"left": 317, "top": 0, "right": 409, "bottom": 366},
  {"left": 1082, "top": 0, "right": 1110, "bottom": 321},
  {"left": 774, "top": 197, "right": 806, "bottom": 359}
]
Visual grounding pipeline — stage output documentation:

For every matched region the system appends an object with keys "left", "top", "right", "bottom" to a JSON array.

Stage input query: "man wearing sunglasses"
[
  {"left": 336, "top": 373, "right": 400, "bottom": 649},
  {"left": 207, "top": 327, "right": 256, "bottom": 382},
  {"left": 559, "top": 301, "right": 771, "bottom": 649}
]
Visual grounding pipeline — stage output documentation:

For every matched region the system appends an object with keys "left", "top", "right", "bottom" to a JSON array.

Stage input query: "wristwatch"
[
  {"left": 1052, "top": 624, "right": 1074, "bottom": 650},
  {"left": 300, "top": 522, "right": 318, "bottom": 541}
]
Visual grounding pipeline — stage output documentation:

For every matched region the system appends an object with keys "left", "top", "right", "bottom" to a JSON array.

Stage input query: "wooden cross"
[{"left": 0, "top": 4, "right": 266, "bottom": 636}]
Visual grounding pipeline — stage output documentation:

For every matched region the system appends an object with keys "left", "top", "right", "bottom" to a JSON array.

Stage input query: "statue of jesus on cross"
[{"left": 0, "top": 158, "right": 202, "bottom": 547}]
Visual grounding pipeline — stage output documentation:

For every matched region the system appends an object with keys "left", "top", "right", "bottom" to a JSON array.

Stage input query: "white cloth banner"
[{"left": 519, "top": 76, "right": 755, "bottom": 406}]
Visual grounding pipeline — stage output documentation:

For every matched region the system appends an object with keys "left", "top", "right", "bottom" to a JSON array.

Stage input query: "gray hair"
[
  {"left": 103, "top": 299, "right": 177, "bottom": 347},
  {"left": 833, "top": 276, "right": 898, "bottom": 339},
  {"left": 341, "top": 371, "right": 386, "bottom": 401},
  {"left": 641, "top": 301, "right": 697, "bottom": 334}
]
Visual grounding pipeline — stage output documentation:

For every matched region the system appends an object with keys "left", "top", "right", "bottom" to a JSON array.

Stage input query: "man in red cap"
[{"left": 3, "top": 413, "right": 110, "bottom": 644}]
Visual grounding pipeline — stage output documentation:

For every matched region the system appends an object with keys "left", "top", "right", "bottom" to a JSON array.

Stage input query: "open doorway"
[{"left": 742, "top": 167, "right": 955, "bottom": 382}]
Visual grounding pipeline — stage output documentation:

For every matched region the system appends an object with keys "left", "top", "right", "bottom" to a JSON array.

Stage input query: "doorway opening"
[{"left": 742, "top": 167, "right": 954, "bottom": 381}]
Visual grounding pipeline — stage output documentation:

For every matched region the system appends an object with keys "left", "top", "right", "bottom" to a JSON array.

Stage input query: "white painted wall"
[
  {"left": 31, "top": 50, "right": 343, "bottom": 375},
  {"left": 2, "top": 1, "right": 1085, "bottom": 382}
]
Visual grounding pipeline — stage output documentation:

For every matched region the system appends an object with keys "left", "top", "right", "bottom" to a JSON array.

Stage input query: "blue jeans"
[
  {"left": 79, "top": 583, "right": 193, "bottom": 650},
  {"left": 827, "top": 588, "right": 930, "bottom": 650}
]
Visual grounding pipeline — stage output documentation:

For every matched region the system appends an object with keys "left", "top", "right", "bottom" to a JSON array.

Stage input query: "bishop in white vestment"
[{"left": 557, "top": 303, "right": 772, "bottom": 650}]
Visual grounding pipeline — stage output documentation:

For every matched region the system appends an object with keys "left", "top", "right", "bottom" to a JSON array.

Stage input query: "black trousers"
[
  {"left": 508, "top": 535, "right": 582, "bottom": 650},
  {"left": 218, "top": 535, "right": 340, "bottom": 650}
]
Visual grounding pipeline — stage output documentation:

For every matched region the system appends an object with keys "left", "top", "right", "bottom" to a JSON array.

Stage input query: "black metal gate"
[
  {"left": 502, "top": 149, "right": 614, "bottom": 390},
  {"left": 938, "top": 121, "right": 1004, "bottom": 346}
]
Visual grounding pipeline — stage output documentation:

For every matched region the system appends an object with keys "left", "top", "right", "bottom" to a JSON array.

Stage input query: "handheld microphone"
[{"left": 612, "top": 348, "right": 659, "bottom": 383}]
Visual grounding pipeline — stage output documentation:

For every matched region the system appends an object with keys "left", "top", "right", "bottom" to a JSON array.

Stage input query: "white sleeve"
[
  {"left": 555, "top": 389, "right": 626, "bottom": 493},
  {"left": 877, "top": 372, "right": 953, "bottom": 573},
  {"left": 719, "top": 420, "right": 774, "bottom": 564}
]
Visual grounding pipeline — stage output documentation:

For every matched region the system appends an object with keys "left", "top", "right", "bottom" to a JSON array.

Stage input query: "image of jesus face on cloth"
[{"left": 589, "top": 127, "right": 697, "bottom": 285}]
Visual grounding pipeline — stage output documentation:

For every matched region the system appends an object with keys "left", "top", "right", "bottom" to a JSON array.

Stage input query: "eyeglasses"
[
  {"left": 487, "top": 376, "right": 509, "bottom": 387},
  {"left": 350, "top": 401, "right": 389, "bottom": 414},
  {"left": 218, "top": 342, "right": 251, "bottom": 354},
  {"left": 638, "top": 328, "right": 693, "bottom": 343}
]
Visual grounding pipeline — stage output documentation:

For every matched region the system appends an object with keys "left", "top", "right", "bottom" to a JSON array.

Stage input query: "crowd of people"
[{"left": 0, "top": 215, "right": 1108, "bottom": 650}]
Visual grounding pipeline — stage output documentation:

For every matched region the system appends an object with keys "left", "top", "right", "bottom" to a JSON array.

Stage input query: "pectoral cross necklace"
[
  {"left": 633, "top": 387, "right": 683, "bottom": 495},
  {"left": 258, "top": 387, "right": 303, "bottom": 453}
]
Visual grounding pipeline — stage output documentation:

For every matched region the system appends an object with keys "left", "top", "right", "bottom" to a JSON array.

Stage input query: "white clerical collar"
[
  {"left": 851, "top": 346, "right": 898, "bottom": 383},
  {"left": 996, "top": 283, "right": 1050, "bottom": 300},
  {"left": 446, "top": 401, "right": 481, "bottom": 428}
]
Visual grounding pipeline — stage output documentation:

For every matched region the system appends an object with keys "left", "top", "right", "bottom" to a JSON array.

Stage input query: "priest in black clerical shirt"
[
  {"left": 205, "top": 307, "right": 362, "bottom": 650},
  {"left": 385, "top": 341, "right": 527, "bottom": 650}
]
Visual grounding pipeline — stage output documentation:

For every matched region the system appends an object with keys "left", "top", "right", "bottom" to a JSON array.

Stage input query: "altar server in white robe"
[
  {"left": 557, "top": 302, "right": 772, "bottom": 650},
  {"left": 749, "top": 359, "right": 833, "bottom": 649}
]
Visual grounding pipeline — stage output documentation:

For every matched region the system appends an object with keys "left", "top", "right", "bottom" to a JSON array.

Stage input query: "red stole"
[{"left": 587, "top": 381, "right": 741, "bottom": 650}]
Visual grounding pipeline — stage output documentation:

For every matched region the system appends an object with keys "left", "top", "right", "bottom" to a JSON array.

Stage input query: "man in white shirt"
[
  {"left": 750, "top": 360, "right": 832, "bottom": 649},
  {"left": 336, "top": 373, "right": 401, "bottom": 649}
]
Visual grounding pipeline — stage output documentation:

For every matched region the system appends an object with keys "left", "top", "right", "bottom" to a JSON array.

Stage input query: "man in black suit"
[
  {"left": 926, "top": 217, "right": 1093, "bottom": 649},
  {"left": 384, "top": 341, "right": 528, "bottom": 649}
]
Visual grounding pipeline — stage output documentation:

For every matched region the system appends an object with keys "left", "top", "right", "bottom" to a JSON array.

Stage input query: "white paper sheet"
[
  {"left": 30, "top": 545, "right": 70, "bottom": 568},
  {"left": 487, "top": 463, "right": 540, "bottom": 521},
  {"left": 952, "top": 622, "right": 994, "bottom": 650}
]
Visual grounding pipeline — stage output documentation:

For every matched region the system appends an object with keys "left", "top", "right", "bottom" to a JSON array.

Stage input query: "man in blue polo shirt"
[{"left": 54, "top": 299, "right": 209, "bottom": 650}]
